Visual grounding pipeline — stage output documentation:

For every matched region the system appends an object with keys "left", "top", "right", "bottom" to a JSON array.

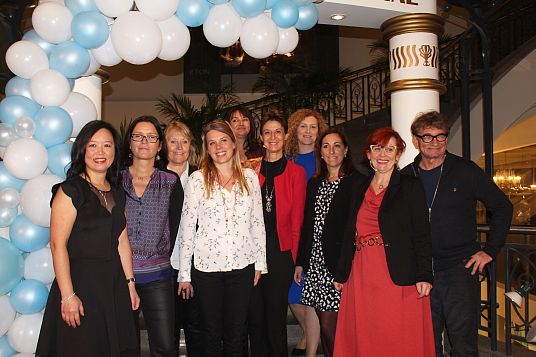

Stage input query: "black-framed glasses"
[
  {"left": 415, "top": 133, "right": 448, "bottom": 143},
  {"left": 131, "top": 134, "right": 159, "bottom": 143}
]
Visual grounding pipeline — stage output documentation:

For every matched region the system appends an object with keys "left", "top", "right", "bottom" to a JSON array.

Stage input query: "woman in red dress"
[{"left": 333, "top": 127, "right": 435, "bottom": 357}]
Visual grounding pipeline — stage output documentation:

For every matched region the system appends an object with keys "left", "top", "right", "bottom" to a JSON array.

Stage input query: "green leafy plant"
[{"left": 155, "top": 84, "right": 239, "bottom": 146}]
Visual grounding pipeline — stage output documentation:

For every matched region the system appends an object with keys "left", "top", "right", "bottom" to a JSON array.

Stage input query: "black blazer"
[
  {"left": 296, "top": 173, "right": 367, "bottom": 277},
  {"left": 168, "top": 165, "right": 197, "bottom": 256},
  {"left": 335, "top": 170, "right": 433, "bottom": 286}
]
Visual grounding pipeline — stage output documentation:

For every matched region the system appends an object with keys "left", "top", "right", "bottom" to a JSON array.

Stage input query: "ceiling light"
[{"left": 330, "top": 14, "right": 346, "bottom": 21}]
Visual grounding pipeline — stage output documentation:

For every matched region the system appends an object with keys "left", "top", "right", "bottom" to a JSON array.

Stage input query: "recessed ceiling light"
[{"left": 330, "top": 14, "right": 346, "bottom": 21}]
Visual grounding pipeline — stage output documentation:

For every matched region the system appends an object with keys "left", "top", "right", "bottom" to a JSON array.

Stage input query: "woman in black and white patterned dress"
[{"left": 295, "top": 127, "right": 366, "bottom": 357}]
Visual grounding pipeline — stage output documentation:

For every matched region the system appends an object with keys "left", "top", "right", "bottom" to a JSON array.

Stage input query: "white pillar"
[
  {"left": 73, "top": 69, "right": 110, "bottom": 122},
  {"left": 381, "top": 14, "right": 446, "bottom": 167}
]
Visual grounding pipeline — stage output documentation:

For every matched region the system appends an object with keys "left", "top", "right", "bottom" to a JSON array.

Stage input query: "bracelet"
[
  {"left": 126, "top": 278, "right": 136, "bottom": 284},
  {"left": 61, "top": 292, "right": 76, "bottom": 304}
]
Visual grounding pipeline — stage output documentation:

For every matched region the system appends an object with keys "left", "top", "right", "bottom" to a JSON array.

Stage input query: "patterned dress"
[{"left": 301, "top": 178, "right": 342, "bottom": 312}]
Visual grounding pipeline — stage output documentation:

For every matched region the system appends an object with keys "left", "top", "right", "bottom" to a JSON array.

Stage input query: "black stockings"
[{"left": 315, "top": 309, "right": 338, "bottom": 357}]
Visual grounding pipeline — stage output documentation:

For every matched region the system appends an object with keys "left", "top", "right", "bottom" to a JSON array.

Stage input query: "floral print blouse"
[{"left": 171, "top": 168, "right": 267, "bottom": 282}]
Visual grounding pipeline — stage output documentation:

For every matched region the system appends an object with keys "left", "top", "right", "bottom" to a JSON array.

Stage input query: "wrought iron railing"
[
  {"left": 242, "top": 0, "right": 535, "bottom": 126},
  {"left": 477, "top": 225, "right": 536, "bottom": 355}
]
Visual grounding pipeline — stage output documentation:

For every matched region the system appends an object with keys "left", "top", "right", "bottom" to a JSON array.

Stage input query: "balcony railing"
[{"left": 477, "top": 225, "right": 536, "bottom": 355}]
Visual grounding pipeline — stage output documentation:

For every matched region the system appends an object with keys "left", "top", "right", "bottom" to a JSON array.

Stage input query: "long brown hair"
[
  {"left": 313, "top": 127, "right": 358, "bottom": 180},
  {"left": 199, "top": 119, "right": 250, "bottom": 199}
]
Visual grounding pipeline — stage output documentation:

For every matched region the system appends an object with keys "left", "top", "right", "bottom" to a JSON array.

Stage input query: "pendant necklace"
[
  {"left": 83, "top": 174, "right": 110, "bottom": 208},
  {"left": 217, "top": 177, "right": 237, "bottom": 223},
  {"left": 264, "top": 159, "right": 284, "bottom": 212},
  {"left": 419, "top": 163, "right": 444, "bottom": 222}
]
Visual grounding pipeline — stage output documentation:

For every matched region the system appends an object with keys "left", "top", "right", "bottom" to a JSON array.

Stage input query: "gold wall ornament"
[
  {"left": 419, "top": 44, "right": 432, "bottom": 66},
  {"left": 391, "top": 45, "right": 419, "bottom": 69},
  {"left": 384, "top": 78, "right": 446, "bottom": 96}
]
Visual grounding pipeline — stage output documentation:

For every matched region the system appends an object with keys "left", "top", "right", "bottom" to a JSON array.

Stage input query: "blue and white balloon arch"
[{"left": 0, "top": 0, "right": 319, "bottom": 354}]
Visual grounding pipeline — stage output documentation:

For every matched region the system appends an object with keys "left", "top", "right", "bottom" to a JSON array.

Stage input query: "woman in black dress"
[
  {"left": 294, "top": 127, "right": 364, "bottom": 357},
  {"left": 37, "top": 120, "right": 139, "bottom": 357}
]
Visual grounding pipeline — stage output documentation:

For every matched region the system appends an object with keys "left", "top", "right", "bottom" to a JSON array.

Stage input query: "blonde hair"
[
  {"left": 284, "top": 109, "right": 329, "bottom": 161},
  {"left": 199, "top": 119, "right": 250, "bottom": 199},
  {"left": 163, "top": 121, "right": 198, "bottom": 166}
]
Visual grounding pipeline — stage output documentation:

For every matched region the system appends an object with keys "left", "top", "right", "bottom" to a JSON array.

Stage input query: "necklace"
[
  {"left": 418, "top": 163, "right": 444, "bottom": 222},
  {"left": 379, "top": 184, "right": 385, "bottom": 189},
  {"left": 263, "top": 158, "right": 284, "bottom": 212},
  {"left": 219, "top": 173, "right": 234, "bottom": 190},
  {"left": 83, "top": 175, "right": 111, "bottom": 208},
  {"left": 216, "top": 181, "right": 238, "bottom": 223}
]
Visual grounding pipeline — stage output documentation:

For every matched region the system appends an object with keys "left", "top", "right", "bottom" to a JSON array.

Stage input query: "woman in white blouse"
[{"left": 171, "top": 119, "right": 266, "bottom": 357}]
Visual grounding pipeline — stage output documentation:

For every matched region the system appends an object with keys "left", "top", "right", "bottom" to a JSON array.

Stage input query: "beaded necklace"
[{"left": 216, "top": 181, "right": 239, "bottom": 223}]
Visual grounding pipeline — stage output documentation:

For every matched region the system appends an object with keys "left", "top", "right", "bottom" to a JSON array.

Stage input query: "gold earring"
[{"left": 369, "top": 160, "right": 377, "bottom": 172}]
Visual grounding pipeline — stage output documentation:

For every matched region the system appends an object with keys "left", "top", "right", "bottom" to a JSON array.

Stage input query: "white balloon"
[
  {"left": 14, "top": 117, "right": 37, "bottom": 139},
  {"left": 82, "top": 50, "right": 101, "bottom": 76},
  {"left": 60, "top": 92, "right": 97, "bottom": 137},
  {"left": 91, "top": 33, "right": 122, "bottom": 67},
  {"left": 4, "top": 139, "right": 48, "bottom": 180},
  {"left": 111, "top": 11, "right": 163, "bottom": 65},
  {"left": 95, "top": 0, "right": 133, "bottom": 18},
  {"left": 0, "top": 188, "right": 20, "bottom": 209},
  {"left": 13, "top": 354, "right": 37, "bottom": 357},
  {"left": 275, "top": 26, "right": 298, "bottom": 54},
  {"left": 8, "top": 313, "right": 44, "bottom": 353},
  {"left": 5, "top": 41, "right": 49, "bottom": 80},
  {"left": 32, "top": 2, "right": 73, "bottom": 44},
  {"left": 136, "top": 0, "right": 179, "bottom": 21},
  {"left": 240, "top": 14, "right": 279, "bottom": 59},
  {"left": 157, "top": 16, "right": 191, "bottom": 61},
  {"left": 20, "top": 174, "right": 63, "bottom": 227},
  {"left": 203, "top": 3, "right": 242, "bottom": 48},
  {"left": 30, "top": 69, "right": 71, "bottom": 107},
  {"left": 0, "top": 295, "right": 16, "bottom": 336},
  {"left": 24, "top": 247, "right": 55, "bottom": 285}
]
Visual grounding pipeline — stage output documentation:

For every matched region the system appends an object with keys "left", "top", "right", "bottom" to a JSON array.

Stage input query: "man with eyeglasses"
[{"left": 402, "top": 110, "right": 512, "bottom": 357}]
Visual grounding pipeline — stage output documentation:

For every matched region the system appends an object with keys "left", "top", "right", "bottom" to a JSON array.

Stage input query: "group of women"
[{"left": 36, "top": 105, "right": 435, "bottom": 357}]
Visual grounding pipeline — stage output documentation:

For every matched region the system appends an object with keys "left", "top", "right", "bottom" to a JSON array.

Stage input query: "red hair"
[{"left": 363, "top": 127, "right": 406, "bottom": 158}]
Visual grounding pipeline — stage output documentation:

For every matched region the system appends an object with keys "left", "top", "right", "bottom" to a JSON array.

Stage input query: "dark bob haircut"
[
  {"left": 121, "top": 115, "right": 168, "bottom": 170},
  {"left": 224, "top": 105, "right": 261, "bottom": 154},
  {"left": 313, "top": 126, "right": 358, "bottom": 180},
  {"left": 67, "top": 120, "right": 122, "bottom": 185}
]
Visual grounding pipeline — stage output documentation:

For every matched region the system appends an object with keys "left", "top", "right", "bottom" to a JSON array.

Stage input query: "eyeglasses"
[
  {"left": 131, "top": 134, "right": 159, "bottom": 143},
  {"left": 370, "top": 145, "right": 397, "bottom": 154},
  {"left": 415, "top": 133, "right": 448, "bottom": 143}
]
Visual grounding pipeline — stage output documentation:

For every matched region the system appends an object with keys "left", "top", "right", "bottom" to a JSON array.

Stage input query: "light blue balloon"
[
  {"left": 0, "top": 334, "right": 17, "bottom": 357},
  {"left": 292, "top": 0, "right": 311, "bottom": 7},
  {"left": 5, "top": 77, "right": 33, "bottom": 100},
  {"left": 9, "top": 279, "right": 49, "bottom": 315},
  {"left": 33, "top": 106, "right": 73, "bottom": 148},
  {"left": 49, "top": 41, "right": 91, "bottom": 79},
  {"left": 232, "top": 0, "right": 266, "bottom": 18},
  {"left": 67, "top": 78, "right": 75, "bottom": 91},
  {"left": 272, "top": 0, "right": 298, "bottom": 28},
  {"left": 0, "top": 163, "right": 25, "bottom": 192},
  {"left": 0, "top": 96, "right": 40, "bottom": 126},
  {"left": 0, "top": 238, "right": 24, "bottom": 296},
  {"left": 0, "top": 124, "right": 21, "bottom": 147},
  {"left": 47, "top": 143, "right": 73, "bottom": 179},
  {"left": 65, "top": 0, "right": 100, "bottom": 15},
  {"left": 265, "top": 0, "right": 280, "bottom": 9},
  {"left": 72, "top": 11, "right": 109, "bottom": 49},
  {"left": 0, "top": 207, "right": 17, "bottom": 227},
  {"left": 294, "top": 3, "right": 318, "bottom": 30},
  {"left": 176, "top": 0, "right": 210, "bottom": 27},
  {"left": 22, "top": 29, "right": 57, "bottom": 56},
  {"left": 10, "top": 215, "right": 50, "bottom": 253}
]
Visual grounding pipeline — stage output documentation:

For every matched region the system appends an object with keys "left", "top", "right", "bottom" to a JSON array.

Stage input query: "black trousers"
[
  {"left": 431, "top": 260, "right": 480, "bottom": 357},
  {"left": 134, "top": 277, "right": 176, "bottom": 357},
  {"left": 174, "top": 279, "right": 203, "bottom": 357},
  {"left": 248, "top": 248, "right": 294, "bottom": 357},
  {"left": 192, "top": 264, "right": 255, "bottom": 357}
]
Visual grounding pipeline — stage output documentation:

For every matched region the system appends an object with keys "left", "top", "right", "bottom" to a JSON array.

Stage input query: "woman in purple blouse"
[{"left": 121, "top": 116, "right": 183, "bottom": 357}]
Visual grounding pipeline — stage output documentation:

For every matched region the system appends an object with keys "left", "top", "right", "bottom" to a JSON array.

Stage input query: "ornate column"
[{"left": 381, "top": 14, "right": 446, "bottom": 167}]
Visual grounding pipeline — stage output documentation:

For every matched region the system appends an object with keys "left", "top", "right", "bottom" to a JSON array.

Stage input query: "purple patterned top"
[{"left": 121, "top": 168, "right": 177, "bottom": 283}]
